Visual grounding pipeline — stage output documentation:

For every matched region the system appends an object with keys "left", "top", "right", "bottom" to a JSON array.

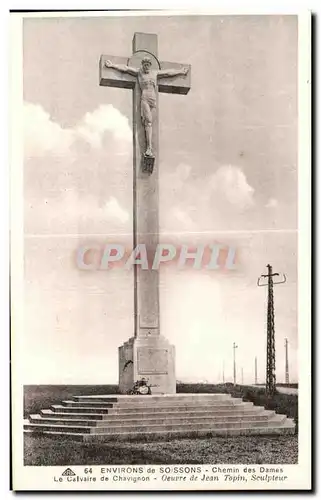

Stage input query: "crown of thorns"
[{"left": 141, "top": 57, "right": 152, "bottom": 66}]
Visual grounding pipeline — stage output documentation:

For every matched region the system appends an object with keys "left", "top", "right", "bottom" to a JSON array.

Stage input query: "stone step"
[
  {"left": 51, "top": 401, "right": 254, "bottom": 415},
  {"left": 41, "top": 409, "right": 105, "bottom": 420},
  {"left": 112, "top": 401, "right": 243, "bottom": 409},
  {"left": 109, "top": 405, "right": 264, "bottom": 418},
  {"left": 25, "top": 393, "right": 295, "bottom": 443},
  {"left": 29, "top": 415, "right": 97, "bottom": 426},
  {"left": 51, "top": 405, "right": 111, "bottom": 414},
  {"left": 29, "top": 411, "right": 275, "bottom": 426},
  {"left": 24, "top": 423, "right": 295, "bottom": 442},
  {"left": 113, "top": 397, "right": 242, "bottom": 407},
  {"left": 41, "top": 407, "right": 264, "bottom": 421},
  {"left": 29, "top": 411, "right": 275, "bottom": 427},
  {"left": 91, "top": 416, "right": 288, "bottom": 434},
  {"left": 62, "top": 401, "right": 114, "bottom": 408},
  {"left": 99, "top": 412, "right": 277, "bottom": 427},
  {"left": 63, "top": 398, "right": 242, "bottom": 409},
  {"left": 73, "top": 396, "right": 119, "bottom": 403},
  {"left": 111, "top": 402, "right": 253, "bottom": 413},
  {"left": 107, "top": 402, "right": 254, "bottom": 414},
  {"left": 86, "top": 422, "right": 295, "bottom": 441},
  {"left": 73, "top": 394, "right": 232, "bottom": 403},
  {"left": 52, "top": 402, "right": 253, "bottom": 414},
  {"left": 24, "top": 415, "right": 287, "bottom": 435},
  {"left": 24, "top": 421, "right": 92, "bottom": 434}
]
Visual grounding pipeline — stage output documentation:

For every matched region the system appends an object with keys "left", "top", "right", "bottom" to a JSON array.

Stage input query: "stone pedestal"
[{"left": 119, "top": 335, "right": 175, "bottom": 394}]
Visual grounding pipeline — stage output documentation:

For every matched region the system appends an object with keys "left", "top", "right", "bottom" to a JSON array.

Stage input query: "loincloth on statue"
[{"left": 141, "top": 93, "right": 156, "bottom": 109}]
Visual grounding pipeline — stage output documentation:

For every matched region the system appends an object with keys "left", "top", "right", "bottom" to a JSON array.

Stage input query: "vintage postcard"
[{"left": 10, "top": 10, "right": 311, "bottom": 491}]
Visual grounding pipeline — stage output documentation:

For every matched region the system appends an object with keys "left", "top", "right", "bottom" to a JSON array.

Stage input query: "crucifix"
[
  {"left": 104, "top": 57, "right": 188, "bottom": 160},
  {"left": 99, "top": 32, "right": 191, "bottom": 394}
]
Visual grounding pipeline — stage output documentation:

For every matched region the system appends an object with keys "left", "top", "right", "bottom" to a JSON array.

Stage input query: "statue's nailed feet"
[{"left": 144, "top": 147, "right": 154, "bottom": 158}]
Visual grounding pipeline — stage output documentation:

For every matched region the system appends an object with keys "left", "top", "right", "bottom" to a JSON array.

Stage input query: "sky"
[{"left": 22, "top": 13, "right": 298, "bottom": 384}]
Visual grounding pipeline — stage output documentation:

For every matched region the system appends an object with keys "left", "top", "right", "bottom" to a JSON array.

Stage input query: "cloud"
[
  {"left": 24, "top": 101, "right": 133, "bottom": 234},
  {"left": 76, "top": 105, "right": 132, "bottom": 147},
  {"left": 105, "top": 197, "right": 129, "bottom": 224},
  {"left": 24, "top": 102, "right": 131, "bottom": 158},
  {"left": 26, "top": 188, "right": 130, "bottom": 234},
  {"left": 58, "top": 190, "right": 130, "bottom": 224},
  {"left": 266, "top": 198, "right": 278, "bottom": 208},
  {"left": 24, "top": 103, "right": 74, "bottom": 157},
  {"left": 210, "top": 165, "right": 255, "bottom": 209},
  {"left": 160, "top": 162, "right": 256, "bottom": 234}
]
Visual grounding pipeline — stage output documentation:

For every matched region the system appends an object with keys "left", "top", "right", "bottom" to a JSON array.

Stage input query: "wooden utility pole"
[
  {"left": 285, "top": 338, "right": 289, "bottom": 384},
  {"left": 233, "top": 342, "right": 238, "bottom": 386},
  {"left": 258, "top": 264, "right": 286, "bottom": 396}
]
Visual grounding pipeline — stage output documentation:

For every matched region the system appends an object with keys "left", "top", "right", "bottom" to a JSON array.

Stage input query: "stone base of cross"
[
  {"left": 100, "top": 32, "right": 191, "bottom": 394},
  {"left": 119, "top": 335, "right": 176, "bottom": 395}
]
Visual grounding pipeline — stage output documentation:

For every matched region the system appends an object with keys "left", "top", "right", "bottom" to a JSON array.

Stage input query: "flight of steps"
[{"left": 24, "top": 393, "right": 295, "bottom": 442}]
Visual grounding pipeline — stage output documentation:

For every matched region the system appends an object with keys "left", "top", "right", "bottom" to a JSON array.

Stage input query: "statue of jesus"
[{"left": 105, "top": 57, "right": 189, "bottom": 157}]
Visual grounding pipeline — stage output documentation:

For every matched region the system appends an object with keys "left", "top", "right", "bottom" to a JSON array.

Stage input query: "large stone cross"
[{"left": 99, "top": 32, "right": 191, "bottom": 394}]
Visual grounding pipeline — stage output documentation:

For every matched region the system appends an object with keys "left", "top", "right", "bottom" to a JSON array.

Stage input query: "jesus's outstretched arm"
[
  {"left": 157, "top": 67, "right": 189, "bottom": 78},
  {"left": 105, "top": 60, "right": 139, "bottom": 76}
]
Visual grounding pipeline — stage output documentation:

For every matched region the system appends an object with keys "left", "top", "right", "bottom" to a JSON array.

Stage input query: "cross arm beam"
[
  {"left": 257, "top": 273, "right": 287, "bottom": 286},
  {"left": 100, "top": 54, "right": 191, "bottom": 95},
  {"left": 158, "top": 61, "right": 191, "bottom": 95},
  {"left": 99, "top": 55, "right": 136, "bottom": 89}
]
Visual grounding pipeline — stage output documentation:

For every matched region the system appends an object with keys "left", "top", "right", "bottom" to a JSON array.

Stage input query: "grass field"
[
  {"left": 23, "top": 384, "right": 298, "bottom": 466},
  {"left": 24, "top": 434, "right": 298, "bottom": 466}
]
